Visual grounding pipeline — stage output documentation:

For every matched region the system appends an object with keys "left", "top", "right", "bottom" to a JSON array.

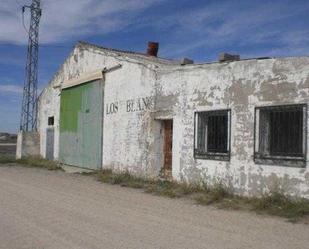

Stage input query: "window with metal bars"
[
  {"left": 254, "top": 104, "right": 307, "bottom": 167},
  {"left": 194, "top": 110, "right": 231, "bottom": 160}
]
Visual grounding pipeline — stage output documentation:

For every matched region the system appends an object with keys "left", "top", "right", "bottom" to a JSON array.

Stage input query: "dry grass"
[
  {"left": 1, "top": 157, "right": 308, "bottom": 222},
  {"left": 195, "top": 189, "right": 309, "bottom": 222},
  {"left": 252, "top": 192, "right": 309, "bottom": 222},
  {"left": 0, "top": 155, "right": 62, "bottom": 171},
  {"left": 0, "top": 155, "right": 16, "bottom": 164},
  {"left": 17, "top": 156, "right": 62, "bottom": 170},
  {"left": 94, "top": 168, "right": 309, "bottom": 222},
  {"left": 96, "top": 169, "right": 208, "bottom": 198}
]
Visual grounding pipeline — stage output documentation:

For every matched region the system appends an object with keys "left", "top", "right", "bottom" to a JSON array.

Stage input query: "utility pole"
[{"left": 20, "top": 0, "right": 42, "bottom": 131}]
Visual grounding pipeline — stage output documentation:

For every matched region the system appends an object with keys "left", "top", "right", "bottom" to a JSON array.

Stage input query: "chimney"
[
  {"left": 180, "top": 58, "right": 194, "bottom": 65},
  {"left": 147, "top": 42, "right": 159, "bottom": 57},
  {"left": 219, "top": 53, "right": 240, "bottom": 62}
]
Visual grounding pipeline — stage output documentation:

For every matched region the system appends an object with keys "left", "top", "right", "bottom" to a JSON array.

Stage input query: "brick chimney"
[
  {"left": 147, "top": 42, "right": 159, "bottom": 57},
  {"left": 219, "top": 53, "right": 240, "bottom": 62}
]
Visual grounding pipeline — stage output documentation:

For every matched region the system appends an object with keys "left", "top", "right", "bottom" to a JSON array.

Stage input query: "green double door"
[{"left": 59, "top": 80, "right": 102, "bottom": 169}]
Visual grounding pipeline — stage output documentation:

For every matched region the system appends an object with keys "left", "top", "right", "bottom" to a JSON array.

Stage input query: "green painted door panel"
[{"left": 59, "top": 80, "right": 102, "bottom": 169}]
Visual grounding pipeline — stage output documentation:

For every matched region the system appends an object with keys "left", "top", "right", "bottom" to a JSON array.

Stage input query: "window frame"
[
  {"left": 194, "top": 109, "right": 231, "bottom": 161},
  {"left": 254, "top": 104, "right": 307, "bottom": 167}
]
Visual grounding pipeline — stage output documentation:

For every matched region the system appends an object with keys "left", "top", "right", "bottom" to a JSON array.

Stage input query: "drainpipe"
[{"left": 100, "top": 64, "right": 122, "bottom": 168}]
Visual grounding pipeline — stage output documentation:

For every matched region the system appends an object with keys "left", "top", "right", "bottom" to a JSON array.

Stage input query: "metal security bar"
[
  {"left": 194, "top": 109, "right": 231, "bottom": 160},
  {"left": 254, "top": 104, "right": 307, "bottom": 167},
  {"left": 269, "top": 107, "right": 303, "bottom": 156},
  {"left": 207, "top": 113, "right": 228, "bottom": 153}
]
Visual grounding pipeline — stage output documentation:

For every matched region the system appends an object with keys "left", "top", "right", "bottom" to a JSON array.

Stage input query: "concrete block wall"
[{"left": 16, "top": 131, "right": 40, "bottom": 159}]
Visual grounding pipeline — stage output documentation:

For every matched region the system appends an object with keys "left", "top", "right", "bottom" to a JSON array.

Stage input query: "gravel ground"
[{"left": 0, "top": 164, "right": 308, "bottom": 249}]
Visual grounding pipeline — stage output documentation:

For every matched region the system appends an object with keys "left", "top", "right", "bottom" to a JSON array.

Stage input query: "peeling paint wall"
[
  {"left": 37, "top": 45, "right": 125, "bottom": 158},
  {"left": 103, "top": 61, "right": 161, "bottom": 176},
  {"left": 38, "top": 44, "right": 309, "bottom": 198},
  {"left": 156, "top": 57, "right": 309, "bottom": 198},
  {"left": 38, "top": 43, "right": 165, "bottom": 175}
]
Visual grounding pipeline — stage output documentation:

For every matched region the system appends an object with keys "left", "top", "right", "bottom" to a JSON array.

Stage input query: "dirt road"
[{"left": 0, "top": 164, "right": 308, "bottom": 249}]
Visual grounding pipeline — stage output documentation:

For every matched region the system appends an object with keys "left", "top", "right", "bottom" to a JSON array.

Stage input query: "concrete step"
[{"left": 61, "top": 165, "right": 94, "bottom": 174}]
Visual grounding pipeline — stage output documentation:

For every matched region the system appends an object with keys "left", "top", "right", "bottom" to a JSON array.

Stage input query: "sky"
[{"left": 0, "top": 0, "right": 308, "bottom": 133}]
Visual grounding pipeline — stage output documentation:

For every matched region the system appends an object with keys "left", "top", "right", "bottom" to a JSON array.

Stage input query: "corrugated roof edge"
[{"left": 76, "top": 41, "right": 179, "bottom": 65}]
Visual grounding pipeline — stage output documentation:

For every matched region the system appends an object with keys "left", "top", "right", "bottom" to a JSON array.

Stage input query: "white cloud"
[
  {"left": 146, "top": 1, "right": 309, "bottom": 58},
  {"left": 0, "top": 84, "right": 23, "bottom": 94},
  {"left": 0, "top": 0, "right": 308, "bottom": 59},
  {"left": 0, "top": 0, "right": 163, "bottom": 44}
]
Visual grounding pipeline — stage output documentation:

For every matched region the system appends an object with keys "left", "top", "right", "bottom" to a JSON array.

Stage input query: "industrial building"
[{"left": 29, "top": 41, "right": 308, "bottom": 198}]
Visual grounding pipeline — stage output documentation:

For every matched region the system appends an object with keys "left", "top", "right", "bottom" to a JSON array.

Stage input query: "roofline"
[
  {"left": 67, "top": 42, "right": 309, "bottom": 73},
  {"left": 39, "top": 41, "right": 309, "bottom": 98},
  {"left": 76, "top": 41, "right": 309, "bottom": 66},
  {"left": 76, "top": 41, "right": 179, "bottom": 65}
]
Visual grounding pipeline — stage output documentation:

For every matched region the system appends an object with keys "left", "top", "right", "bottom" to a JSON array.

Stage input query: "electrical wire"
[
  {"left": 39, "top": 45, "right": 74, "bottom": 48},
  {"left": 15, "top": 0, "right": 30, "bottom": 35},
  {"left": 14, "top": 1, "right": 73, "bottom": 49},
  {"left": 21, "top": 2, "right": 42, "bottom": 44},
  {"left": 22, "top": 9, "right": 30, "bottom": 35},
  {"left": 0, "top": 43, "right": 74, "bottom": 49}
]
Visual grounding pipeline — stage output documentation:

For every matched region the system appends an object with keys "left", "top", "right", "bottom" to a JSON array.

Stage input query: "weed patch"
[
  {"left": 97, "top": 169, "right": 148, "bottom": 189},
  {"left": 0, "top": 155, "right": 62, "bottom": 171},
  {"left": 0, "top": 155, "right": 16, "bottom": 164},
  {"left": 195, "top": 183, "right": 233, "bottom": 205},
  {"left": 94, "top": 168, "right": 309, "bottom": 222},
  {"left": 251, "top": 192, "right": 309, "bottom": 222},
  {"left": 16, "top": 157, "right": 62, "bottom": 170},
  {"left": 2, "top": 158, "right": 308, "bottom": 222}
]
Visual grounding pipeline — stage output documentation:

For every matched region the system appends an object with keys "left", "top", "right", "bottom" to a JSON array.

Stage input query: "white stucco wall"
[
  {"left": 157, "top": 57, "right": 309, "bottom": 197},
  {"left": 102, "top": 62, "right": 160, "bottom": 175},
  {"left": 37, "top": 43, "right": 309, "bottom": 198},
  {"left": 38, "top": 43, "right": 168, "bottom": 171}
]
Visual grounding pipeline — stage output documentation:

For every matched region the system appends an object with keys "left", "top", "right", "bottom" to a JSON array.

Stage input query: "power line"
[
  {"left": 22, "top": 8, "right": 30, "bottom": 35},
  {"left": 39, "top": 44, "right": 74, "bottom": 48},
  {"left": 0, "top": 43, "right": 73, "bottom": 49}
]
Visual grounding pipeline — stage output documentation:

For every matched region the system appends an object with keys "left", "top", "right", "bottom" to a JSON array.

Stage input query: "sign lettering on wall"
[
  {"left": 126, "top": 97, "right": 153, "bottom": 112},
  {"left": 106, "top": 102, "right": 118, "bottom": 115},
  {"left": 105, "top": 97, "right": 153, "bottom": 115}
]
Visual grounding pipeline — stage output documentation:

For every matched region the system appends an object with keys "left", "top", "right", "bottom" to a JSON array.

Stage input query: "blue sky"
[{"left": 0, "top": 0, "right": 308, "bottom": 133}]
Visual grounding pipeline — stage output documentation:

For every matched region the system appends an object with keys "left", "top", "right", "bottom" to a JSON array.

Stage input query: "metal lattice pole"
[{"left": 20, "top": 0, "right": 42, "bottom": 131}]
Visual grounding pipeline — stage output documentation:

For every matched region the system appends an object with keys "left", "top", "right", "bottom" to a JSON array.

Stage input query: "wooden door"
[{"left": 163, "top": 120, "right": 173, "bottom": 176}]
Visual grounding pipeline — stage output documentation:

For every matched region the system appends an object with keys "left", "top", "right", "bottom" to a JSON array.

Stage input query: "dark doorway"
[{"left": 163, "top": 120, "right": 173, "bottom": 178}]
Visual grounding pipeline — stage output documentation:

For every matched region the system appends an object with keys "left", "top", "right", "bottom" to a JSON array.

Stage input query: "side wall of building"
[
  {"left": 38, "top": 45, "right": 136, "bottom": 160},
  {"left": 156, "top": 57, "right": 309, "bottom": 198},
  {"left": 102, "top": 61, "right": 161, "bottom": 176},
  {"left": 38, "top": 44, "right": 161, "bottom": 176},
  {"left": 38, "top": 46, "right": 309, "bottom": 198}
]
